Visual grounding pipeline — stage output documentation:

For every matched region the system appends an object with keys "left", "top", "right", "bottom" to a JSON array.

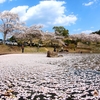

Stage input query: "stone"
[{"left": 47, "top": 51, "right": 58, "bottom": 57}]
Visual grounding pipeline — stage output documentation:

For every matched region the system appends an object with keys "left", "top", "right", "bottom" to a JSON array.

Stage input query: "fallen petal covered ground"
[{"left": 0, "top": 53, "right": 100, "bottom": 100}]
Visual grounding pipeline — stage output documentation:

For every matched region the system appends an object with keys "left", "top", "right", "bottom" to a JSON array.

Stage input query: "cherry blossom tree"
[
  {"left": 42, "top": 31, "right": 65, "bottom": 47},
  {"left": 69, "top": 33, "right": 100, "bottom": 43},
  {"left": 14, "top": 25, "right": 44, "bottom": 46},
  {"left": 13, "top": 24, "right": 65, "bottom": 47},
  {"left": 24, "top": 25, "right": 44, "bottom": 46},
  {"left": 0, "top": 11, "right": 23, "bottom": 44}
]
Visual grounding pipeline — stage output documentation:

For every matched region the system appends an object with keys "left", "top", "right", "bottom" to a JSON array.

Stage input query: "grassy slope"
[
  {"left": 0, "top": 43, "right": 100, "bottom": 54},
  {"left": 0, "top": 45, "right": 54, "bottom": 54},
  {"left": 0, "top": 45, "right": 21, "bottom": 54}
]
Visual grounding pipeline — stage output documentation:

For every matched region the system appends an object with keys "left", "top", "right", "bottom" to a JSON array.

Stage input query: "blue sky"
[{"left": 0, "top": 0, "right": 100, "bottom": 39}]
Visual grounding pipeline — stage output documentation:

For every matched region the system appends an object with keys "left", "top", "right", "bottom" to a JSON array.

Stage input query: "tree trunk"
[
  {"left": 29, "top": 39, "right": 32, "bottom": 47},
  {"left": 3, "top": 33, "right": 6, "bottom": 44}
]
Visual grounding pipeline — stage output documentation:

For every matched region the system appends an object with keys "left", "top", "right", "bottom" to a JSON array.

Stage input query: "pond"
[{"left": 0, "top": 53, "right": 100, "bottom": 100}]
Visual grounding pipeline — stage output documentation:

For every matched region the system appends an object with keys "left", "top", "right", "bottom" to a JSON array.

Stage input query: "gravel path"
[{"left": 0, "top": 53, "right": 100, "bottom": 100}]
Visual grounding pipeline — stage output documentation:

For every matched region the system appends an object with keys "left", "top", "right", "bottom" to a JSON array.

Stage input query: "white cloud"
[
  {"left": 10, "top": 6, "right": 29, "bottom": 21},
  {"left": 9, "top": 0, "right": 16, "bottom": 1},
  {"left": 0, "top": 0, "right": 6, "bottom": 3},
  {"left": 53, "top": 15, "right": 77, "bottom": 25},
  {"left": 43, "top": 0, "right": 56, "bottom": 1},
  {"left": 91, "top": 26, "right": 94, "bottom": 28},
  {"left": 81, "top": 30, "right": 93, "bottom": 34},
  {"left": 83, "top": 2, "right": 94, "bottom": 6},
  {"left": 10, "top": 0, "right": 77, "bottom": 27},
  {"left": 83, "top": 0, "right": 98, "bottom": 6},
  {"left": 74, "top": 28, "right": 81, "bottom": 32}
]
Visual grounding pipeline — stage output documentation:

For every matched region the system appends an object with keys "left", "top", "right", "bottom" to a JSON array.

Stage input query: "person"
[
  {"left": 47, "top": 50, "right": 51, "bottom": 57},
  {"left": 37, "top": 43, "right": 40, "bottom": 52},
  {"left": 53, "top": 44, "right": 56, "bottom": 52},
  {"left": 21, "top": 44, "right": 24, "bottom": 53},
  {"left": 61, "top": 46, "right": 64, "bottom": 52},
  {"left": 80, "top": 51, "right": 82, "bottom": 54}
]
